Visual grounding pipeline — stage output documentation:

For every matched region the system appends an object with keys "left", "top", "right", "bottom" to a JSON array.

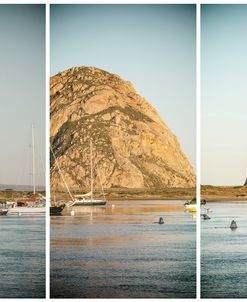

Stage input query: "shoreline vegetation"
[
  {"left": 1, "top": 186, "right": 246, "bottom": 203},
  {"left": 50, "top": 187, "right": 196, "bottom": 203},
  {"left": 201, "top": 185, "right": 247, "bottom": 202}
]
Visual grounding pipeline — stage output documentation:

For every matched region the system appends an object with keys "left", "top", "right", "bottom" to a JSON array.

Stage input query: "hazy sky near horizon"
[
  {"left": 202, "top": 5, "right": 247, "bottom": 186},
  {"left": 51, "top": 4, "right": 196, "bottom": 169},
  {"left": 0, "top": 5, "right": 45, "bottom": 186}
]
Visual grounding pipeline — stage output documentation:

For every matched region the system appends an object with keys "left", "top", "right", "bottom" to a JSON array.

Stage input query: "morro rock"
[{"left": 50, "top": 66, "right": 195, "bottom": 190}]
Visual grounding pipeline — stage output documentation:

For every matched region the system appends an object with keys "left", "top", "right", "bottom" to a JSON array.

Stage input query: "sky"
[
  {"left": 202, "top": 5, "right": 247, "bottom": 185},
  {"left": 51, "top": 4, "right": 196, "bottom": 169},
  {"left": 0, "top": 5, "right": 45, "bottom": 186}
]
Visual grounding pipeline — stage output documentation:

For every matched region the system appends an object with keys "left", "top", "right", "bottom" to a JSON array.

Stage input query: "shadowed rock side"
[{"left": 50, "top": 66, "right": 195, "bottom": 190}]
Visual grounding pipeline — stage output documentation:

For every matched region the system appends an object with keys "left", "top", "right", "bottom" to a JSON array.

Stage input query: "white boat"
[
  {"left": 7, "top": 125, "right": 46, "bottom": 216},
  {"left": 185, "top": 204, "right": 197, "bottom": 213},
  {"left": 72, "top": 194, "right": 106, "bottom": 206},
  {"left": 184, "top": 198, "right": 197, "bottom": 213},
  {"left": 71, "top": 140, "right": 107, "bottom": 206}
]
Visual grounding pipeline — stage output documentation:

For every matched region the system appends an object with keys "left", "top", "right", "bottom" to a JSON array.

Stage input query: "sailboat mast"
[
  {"left": 50, "top": 144, "right": 75, "bottom": 202},
  {"left": 90, "top": 139, "right": 93, "bottom": 200},
  {"left": 32, "top": 124, "right": 36, "bottom": 195}
]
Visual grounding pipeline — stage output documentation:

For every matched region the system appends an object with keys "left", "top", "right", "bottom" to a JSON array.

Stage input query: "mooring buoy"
[
  {"left": 202, "top": 214, "right": 211, "bottom": 220},
  {"left": 159, "top": 217, "right": 164, "bottom": 224},
  {"left": 230, "top": 220, "right": 237, "bottom": 229}
]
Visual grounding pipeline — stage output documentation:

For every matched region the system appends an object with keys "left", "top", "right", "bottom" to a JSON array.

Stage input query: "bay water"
[
  {"left": 0, "top": 216, "right": 45, "bottom": 298},
  {"left": 201, "top": 202, "right": 247, "bottom": 298},
  {"left": 51, "top": 200, "right": 196, "bottom": 298}
]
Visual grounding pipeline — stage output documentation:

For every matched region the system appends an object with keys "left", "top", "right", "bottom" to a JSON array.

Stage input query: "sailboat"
[
  {"left": 8, "top": 125, "right": 46, "bottom": 216},
  {"left": 70, "top": 140, "right": 107, "bottom": 206},
  {"left": 51, "top": 139, "right": 107, "bottom": 207},
  {"left": 72, "top": 140, "right": 106, "bottom": 206}
]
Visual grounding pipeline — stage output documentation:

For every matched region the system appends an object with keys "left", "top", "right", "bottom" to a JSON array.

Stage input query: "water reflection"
[{"left": 63, "top": 200, "right": 185, "bottom": 215}]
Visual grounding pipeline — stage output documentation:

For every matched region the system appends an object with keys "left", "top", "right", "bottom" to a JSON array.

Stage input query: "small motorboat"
[
  {"left": 184, "top": 198, "right": 197, "bottom": 213},
  {"left": 50, "top": 204, "right": 65, "bottom": 214}
]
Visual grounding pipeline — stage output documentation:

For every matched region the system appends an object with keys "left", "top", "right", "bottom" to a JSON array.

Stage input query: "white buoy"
[
  {"left": 112, "top": 204, "right": 115, "bottom": 208},
  {"left": 70, "top": 210, "right": 75, "bottom": 216}
]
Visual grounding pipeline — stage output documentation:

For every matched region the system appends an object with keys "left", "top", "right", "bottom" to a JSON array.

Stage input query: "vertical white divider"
[
  {"left": 45, "top": 3, "right": 50, "bottom": 300},
  {"left": 196, "top": 2, "right": 201, "bottom": 300}
]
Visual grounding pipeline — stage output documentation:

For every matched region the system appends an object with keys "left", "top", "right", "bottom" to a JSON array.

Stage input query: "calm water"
[
  {"left": 201, "top": 202, "right": 247, "bottom": 298},
  {"left": 0, "top": 216, "right": 45, "bottom": 298},
  {"left": 51, "top": 200, "right": 196, "bottom": 298}
]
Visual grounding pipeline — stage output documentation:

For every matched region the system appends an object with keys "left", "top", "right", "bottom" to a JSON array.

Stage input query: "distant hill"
[
  {"left": 0, "top": 184, "right": 45, "bottom": 191},
  {"left": 50, "top": 66, "right": 195, "bottom": 191}
]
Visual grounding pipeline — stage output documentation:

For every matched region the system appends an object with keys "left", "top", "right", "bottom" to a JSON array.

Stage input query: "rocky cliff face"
[{"left": 50, "top": 66, "right": 195, "bottom": 190}]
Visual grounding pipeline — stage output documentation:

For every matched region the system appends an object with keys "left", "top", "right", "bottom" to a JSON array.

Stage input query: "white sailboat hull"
[
  {"left": 7, "top": 207, "right": 46, "bottom": 216},
  {"left": 72, "top": 199, "right": 106, "bottom": 206}
]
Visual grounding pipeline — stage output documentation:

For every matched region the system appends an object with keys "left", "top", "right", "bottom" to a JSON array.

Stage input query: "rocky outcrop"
[{"left": 50, "top": 66, "right": 195, "bottom": 190}]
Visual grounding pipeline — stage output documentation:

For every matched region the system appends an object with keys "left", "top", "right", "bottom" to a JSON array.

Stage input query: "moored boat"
[
  {"left": 7, "top": 125, "right": 46, "bottom": 216},
  {"left": 50, "top": 204, "right": 65, "bottom": 214},
  {"left": 7, "top": 205, "right": 45, "bottom": 216},
  {"left": 0, "top": 209, "right": 8, "bottom": 216},
  {"left": 72, "top": 196, "right": 106, "bottom": 206},
  {"left": 184, "top": 197, "right": 197, "bottom": 213},
  {"left": 51, "top": 139, "right": 107, "bottom": 209}
]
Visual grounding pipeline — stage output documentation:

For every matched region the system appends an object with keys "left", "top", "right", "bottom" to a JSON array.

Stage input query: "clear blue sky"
[
  {"left": 0, "top": 5, "right": 45, "bottom": 186},
  {"left": 51, "top": 4, "right": 196, "bottom": 169},
  {"left": 202, "top": 5, "right": 247, "bottom": 185}
]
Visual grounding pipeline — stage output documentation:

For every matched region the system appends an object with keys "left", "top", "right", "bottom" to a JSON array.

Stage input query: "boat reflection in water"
[{"left": 63, "top": 205, "right": 106, "bottom": 215}]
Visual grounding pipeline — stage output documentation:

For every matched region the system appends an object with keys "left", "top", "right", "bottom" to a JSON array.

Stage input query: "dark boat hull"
[
  {"left": 50, "top": 205, "right": 65, "bottom": 214},
  {"left": 72, "top": 201, "right": 107, "bottom": 206},
  {"left": 0, "top": 209, "right": 8, "bottom": 216}
]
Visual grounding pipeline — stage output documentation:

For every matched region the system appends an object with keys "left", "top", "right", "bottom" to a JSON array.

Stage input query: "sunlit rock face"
[{"left": 50, "top": 66, "right": 195, "bottom": 190}]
